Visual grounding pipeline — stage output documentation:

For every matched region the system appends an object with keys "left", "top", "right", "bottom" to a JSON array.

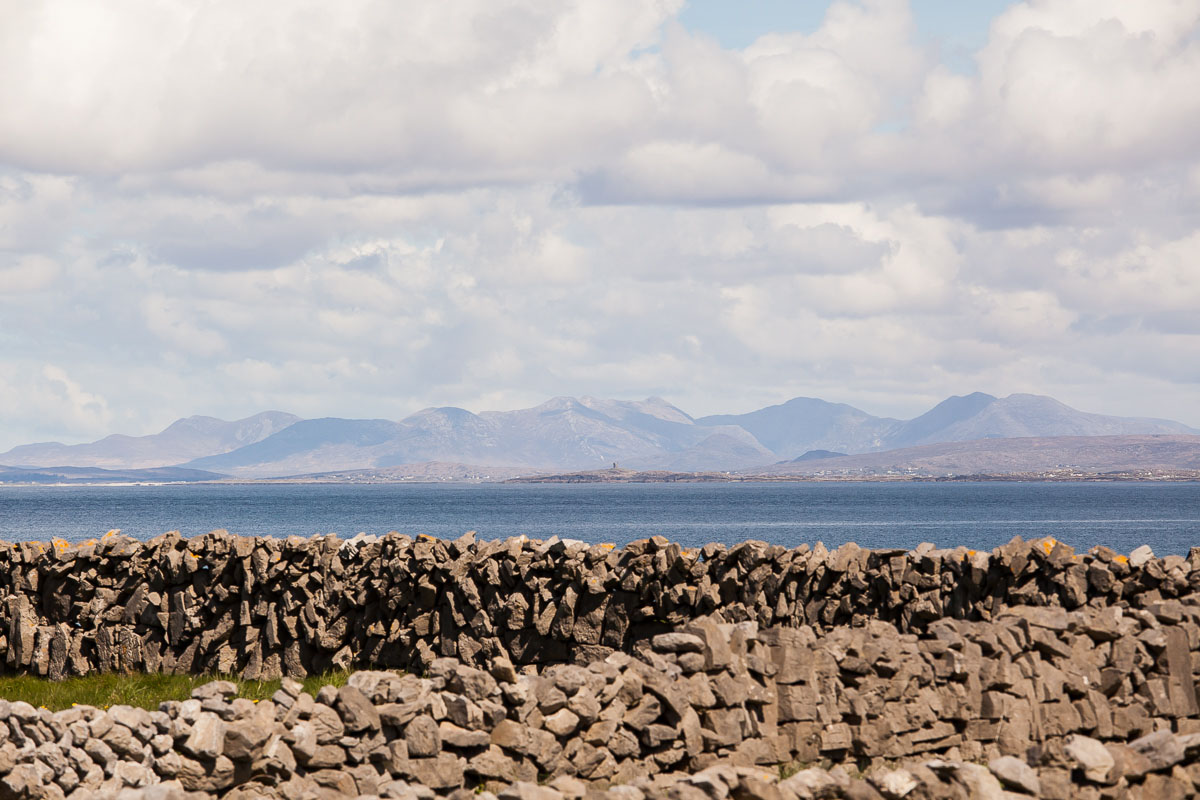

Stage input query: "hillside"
[
  {"left": 4, "top": 393, "right": 1196, "bottom": 478},
  {"left": 696, "top": 396, "right": 900, "bottom": 456},
  {"left": 246, "top": 462, "right": 538, "bottom": 483},
  {"left": 0, "top": 411, "right": 299, "bottom": 469},
  {"left": 0, "top": 464, "right": 225, "bottom": 484},
  {"left": 700, "top": 392, "right": 1197, "bottom": 459},
  {"left": 895, "top": 394, "right": 1197, "bottom": 446},
  {"left": 185, "top": 397, "right": 773, "bottom": 478},
  {"left": 751, "top": 434, "right": 1200, "bottom": 477}
]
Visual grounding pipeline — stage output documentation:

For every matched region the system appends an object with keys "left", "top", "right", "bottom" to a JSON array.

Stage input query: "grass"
[
  {"left": 0, "top": 670, "right": 357, "bottom": 712},
  {"left": 778, "top": 762, "right": 805, "bottom": 780}
]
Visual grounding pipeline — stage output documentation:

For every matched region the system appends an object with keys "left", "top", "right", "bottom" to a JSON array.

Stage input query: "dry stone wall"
[
  {"left": 1, "top": 531, "right": 1196, "bottom": 680},
  {"left": 3, "top": 605, "right": 1200, "bottom": 799}
]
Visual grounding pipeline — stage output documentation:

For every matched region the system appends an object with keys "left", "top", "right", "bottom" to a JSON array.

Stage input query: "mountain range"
[
  {"left": 1, "top": 393, "right": 1196, "bottom": 479},
  {"left": 1, "top": 411, "right": 299, "bottom": 469},
  {"left": 746, "top": 434, "right": 1200, "bottom": 477}
]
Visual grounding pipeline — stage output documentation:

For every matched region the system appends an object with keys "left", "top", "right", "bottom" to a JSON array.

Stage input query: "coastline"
[{"left": 2, "top": 469, "right": 1200, "bottom": 486}]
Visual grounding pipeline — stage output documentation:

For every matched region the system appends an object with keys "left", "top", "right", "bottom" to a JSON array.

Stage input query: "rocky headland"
[{"left": 0, "top": 531, "right": 1198, "bottom": 799}]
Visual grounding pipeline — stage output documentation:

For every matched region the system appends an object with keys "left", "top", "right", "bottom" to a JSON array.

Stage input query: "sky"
[{"left": 2, "top": 0, "right": 1200, "bottom": 450}]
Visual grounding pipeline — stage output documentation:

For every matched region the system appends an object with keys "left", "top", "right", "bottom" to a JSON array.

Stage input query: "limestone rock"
[
  {"left": 1064, "top": 734, "right": 1115, "bottom": 783},
  {"left": 987, "top": 756, "right": 1039, "bottom": 795}
]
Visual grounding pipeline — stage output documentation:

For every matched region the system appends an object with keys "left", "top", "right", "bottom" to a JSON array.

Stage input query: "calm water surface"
[{"left": 0, "top": 482, "right": 1197, "bottom": 555}]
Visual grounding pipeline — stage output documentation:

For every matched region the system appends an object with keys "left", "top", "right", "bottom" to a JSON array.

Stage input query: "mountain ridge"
[
  {"left": 174, "top": 392, "right": 1200, "bottom": 477},
  {"left": 751, "top": 433, "right": 1200, "bottom": 477},
  {"left": 0, "top": 411, "right": 300, "bottom": 469},
  {"left": 4, "top": 393, "right": 1196, "bottom": 478}
]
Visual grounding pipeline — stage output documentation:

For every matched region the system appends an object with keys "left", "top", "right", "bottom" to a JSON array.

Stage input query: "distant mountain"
[
  {"left": 184, "top": 397, "right": 774, "bottom": 478},
  {"left": 5, "top": 393, "right": 1196, "bottom": 479},
  {"left": 628, "top": 433, "right": 775, "bottom": 472},
  {"left": 698, "top": 393, "right": 1197, "bottom": 460},
  {"left": 246, "top": 462, "right": 538, "bottom": 483},
  {"left": 793, "top": 449, "right": 848, "bottom": 461},
  {"left": 0, "top": 464, "right": 225, "bottom": 484},
  {"left": 754, "top": 434, "right": 1200, "bottom": 477},
  {"left": 186, "top": 417, "right": 415, "bottom": 477},
  {"left": 0, "top": 411, "right": 299, "bottom": 469},
  {"left": 696, "top": 397, "right": 900, "bottom": 457},
  {"left": 884, "top": 392, "right": 999, "bottom": 448},
  {"left": 903, "top": 394, "right": 1197, "bottom": 444}
]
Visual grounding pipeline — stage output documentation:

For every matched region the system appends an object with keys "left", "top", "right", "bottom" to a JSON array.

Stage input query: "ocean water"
[{"left": 0, "top": 481, "right": 1198, "bottom": 555}]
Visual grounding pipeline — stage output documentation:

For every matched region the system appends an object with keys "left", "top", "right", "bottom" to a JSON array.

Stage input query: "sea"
[{"left": 1, "top": 481, "right": 1198, "bottom": 556}]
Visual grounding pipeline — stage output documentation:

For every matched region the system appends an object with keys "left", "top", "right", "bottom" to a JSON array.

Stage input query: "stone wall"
[
  {"left": 3, "top": 604, "right": 1200, "bottom": 799},
  {"left": 1, "top": 531, "right": 1196, "bottom": 680}
]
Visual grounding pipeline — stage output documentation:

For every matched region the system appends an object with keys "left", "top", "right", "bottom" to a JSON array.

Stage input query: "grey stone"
[
  {"left": 490, "top": 658, "right": 519, "bottom": 685},
  {"left": 223, "top": 717, "right": 271, "bottom": 761},
  {"left": 988, "top": 756, "right": 1039, "bottom": 795},
  {"left": 444, "top": 695, "right": 484, "bottom": 730},
  {"left": 405, "top": 716, "right": 441, "bottom": 758},
  {"left": 451, "top": 665, "right": 499, "bottom": 700},
  {"left": 337, "top": 685, "right": 383, "bottom": 732},
  {"left": 440, "top": 721, "right": 490, "bottom": 749},
  {"left": 1128, "top": 730, "right": 1185, "bottom": 771},
  {"left": 406, "top": 752, "right": 465, "bottom": 790},
  {"left": 378, "top": 702, "right": 423, "bottom": 728},
  {"left": 547, "top": 775, "right": 587, "bottom": 800},
  {"left": 2, "top": 764, "right": 45, "bottom": 798},
  {"left": 111, "top": 759, "right": 153, "bottom": 787},
  {"left": 543, "top": 708, "right": 580, "bottom": 737},
  {"left": 491, "top": 720, "right": 530, "bottom": 754},
  {"left": 190, "top": 681, "right": 237, "bottom": 702},
  {"left": 309, "top": 703, "right": 345, "bottom": 744},
  {"left": 99, "top": 723, "right": 138, "bottom": 756},
  {"left": 779, "top": 768, "right": 847, "bottom": 800},
  {"left": 139, "top": 780, "right": 189, "bottom": 800},
  {"left": 255, "top": 733, "right": 297, "bottom": 775},
  {"left": 499, "top": 781, "right": 565, "bottom": 800},
  {"left": 307, "top": 743, "right": 346, "bottom": 769},
  {"left": 467, "top": 744, "right": 519, "bottom": 781},
  {"left": 622, "top": 696, "right": 661, "bottom": 731},
  {"left": 181, "top": 713, "right": 226, "bottom": 760},
  {"left": 1129, "top": 545, "right": 1154, "bottom": 567},
  {"left": 310, "top": 767, "right": 358, "bottom": 794},
  {"left": 286, "top": 721, "right": 317, "bottom": 761},
  {"left": 1065, "top": 734, "right": 1115, "bottom": 783},
  {"left": 651, "top": 633, "right": 705, "bottom": 653}
]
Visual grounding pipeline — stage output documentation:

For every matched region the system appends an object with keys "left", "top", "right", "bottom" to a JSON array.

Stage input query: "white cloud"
[
  {"left": 0, "top": 254, "right": 60, "bottom": 292},
  {"left": 0, "top": 365, "right": 113, "bottom": 449},
  {"left": 0, "top": 0, "right": 1198, "bottom": 448}
]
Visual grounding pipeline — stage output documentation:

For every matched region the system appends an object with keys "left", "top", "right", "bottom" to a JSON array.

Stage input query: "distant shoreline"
[
  {"left": 503, "top": 467, "right": 1200, "bottom": 483},
  {"left": 2, "top": 469, "right": 1199, "bottom": 487}
]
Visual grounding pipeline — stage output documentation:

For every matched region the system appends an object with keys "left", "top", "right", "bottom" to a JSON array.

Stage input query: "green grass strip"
[{"left": 0, "top": 670, "right": 357, "bottom": 712}]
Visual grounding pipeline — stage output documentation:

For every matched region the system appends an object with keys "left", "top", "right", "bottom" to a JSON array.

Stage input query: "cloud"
[
  {"left": 0, "top": 365, "right": 113, "bottom": 448},
  {"left": 0, "top": 0, "right": 1198, "bottom": 449},
  {"left": 0, "top": 254, "right": 60, "bottom": 292}
]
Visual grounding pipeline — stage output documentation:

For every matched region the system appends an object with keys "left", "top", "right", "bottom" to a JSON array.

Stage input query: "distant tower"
[{"left": 613, "top": 462, "right": 618, "bottom": 469}]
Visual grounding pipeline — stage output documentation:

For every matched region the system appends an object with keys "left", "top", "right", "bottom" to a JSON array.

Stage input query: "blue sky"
[
  {"left": 1, "top": 0, "right": 1199, "bottom": 447},
  {"left": 681, "top": 0, "right": 1014, "bottom": 62}
]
